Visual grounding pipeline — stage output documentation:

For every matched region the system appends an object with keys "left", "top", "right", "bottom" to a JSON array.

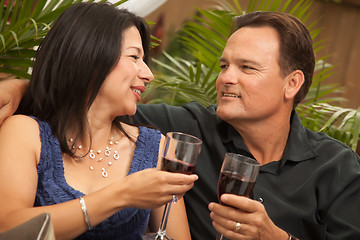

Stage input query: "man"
[{"left": 1, "top": 11, "right": 360, "bottom": 240}]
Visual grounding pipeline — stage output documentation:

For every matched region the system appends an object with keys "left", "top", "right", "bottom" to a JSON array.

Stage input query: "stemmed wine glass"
[
  {"left": 143, "top": 132, "right": 202, "bottom": 240},
  {"left": 216, "top": 153, "right": 260, "bottom": 240}
]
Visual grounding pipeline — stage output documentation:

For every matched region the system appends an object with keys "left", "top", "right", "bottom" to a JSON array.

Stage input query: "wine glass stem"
[
  {"left": 216, "top": 233, "right": 224, "bottom": 240},
  {"left": 158, "top": 202, "right": 172, "bottom": 234}
]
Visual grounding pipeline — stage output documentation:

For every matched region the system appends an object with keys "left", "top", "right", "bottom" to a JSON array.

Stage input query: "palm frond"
[
  {"left": 150, "top": 0, "right": 337, "bottom": 107},
  {"left": 297, "top": 103, "right": 360, "bottom": 151},
  {"left": 148, "top": 0, "right": 359, "bottom": 150},
  {"left": 143, "top": 53, "right": 218, "bottom": 106},
  {"left": 0, "top": 0, "right": 127, "bottom": 79}
]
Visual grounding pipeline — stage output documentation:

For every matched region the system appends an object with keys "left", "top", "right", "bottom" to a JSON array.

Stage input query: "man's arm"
[
  {"left": 0, "top": 79, "right": 29, "bottom": 125},
  {"left": 135, "top": 103, "right": 202, "bottom": 135}
]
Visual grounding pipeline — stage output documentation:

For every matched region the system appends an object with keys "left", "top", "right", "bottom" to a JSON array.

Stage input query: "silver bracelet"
[{"left": 79, "top": 197, "right": 92, "bottom": 230}]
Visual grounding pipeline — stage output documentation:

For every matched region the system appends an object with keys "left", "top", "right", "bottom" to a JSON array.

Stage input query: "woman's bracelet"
[{"left": 79, "top": 196, "right": 92, "bottom": 230}]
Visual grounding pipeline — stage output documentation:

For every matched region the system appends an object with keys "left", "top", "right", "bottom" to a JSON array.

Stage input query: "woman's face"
[{"left": 95, "top": 26, "right": 153, "bottom": 117}]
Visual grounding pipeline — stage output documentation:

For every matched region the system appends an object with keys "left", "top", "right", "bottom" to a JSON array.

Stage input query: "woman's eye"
[{"left": 130, "top": 55, "right": 139, "bottom": 60}]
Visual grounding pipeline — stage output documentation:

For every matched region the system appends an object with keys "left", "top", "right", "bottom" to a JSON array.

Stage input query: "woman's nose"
[{"left": 138, "top": 60, "right": 154, "bottom": 83}]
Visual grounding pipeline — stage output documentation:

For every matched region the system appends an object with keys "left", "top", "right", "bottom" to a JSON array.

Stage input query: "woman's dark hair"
[
  {"left": 234, "top": 11, "right": 315, "bottom": 108},
  {"left": 18, "top": 2, "right": 151, "bottom": 157}
]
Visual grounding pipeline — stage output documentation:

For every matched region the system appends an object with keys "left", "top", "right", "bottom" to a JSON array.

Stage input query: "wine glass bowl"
[
  {"left": 217, "top": 153, "right": 260, "bottom": 201},
  {"left": 216, "top": 153, "right": 260, "bottom": 240},
  {"left": 161, "top": 132, "right": 202, "bottom": 174}
]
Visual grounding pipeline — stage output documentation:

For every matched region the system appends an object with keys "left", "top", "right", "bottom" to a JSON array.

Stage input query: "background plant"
[
  {"left": 144, "top": 0, "right": 360, "bottom": 151},
  {"left": 1, "top": 0, "right": 358, "bottom": 151},
  {"left": 0, "top": 0, "right": 126, "bottom": 79}
]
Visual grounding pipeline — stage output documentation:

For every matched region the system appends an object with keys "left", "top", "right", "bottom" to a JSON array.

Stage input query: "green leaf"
[{"left": 147, "top": 0, "right": 360, "bottom": 150}]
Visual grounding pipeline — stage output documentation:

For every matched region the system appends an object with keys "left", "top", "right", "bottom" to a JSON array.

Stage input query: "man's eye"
[
  {"left": 243, "top": 65, "right": 255, "bottom": 70},
  {"left": 220, "top": 64, "right": 228, "bottom": 69}
]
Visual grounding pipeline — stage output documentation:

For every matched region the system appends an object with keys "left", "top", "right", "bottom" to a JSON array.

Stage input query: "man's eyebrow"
[
  {"left": 237, "top": 59, "right": 261, "bottom": 66},
  {"left": 219, "top": 57, "right": 261, "bottom": 67}
]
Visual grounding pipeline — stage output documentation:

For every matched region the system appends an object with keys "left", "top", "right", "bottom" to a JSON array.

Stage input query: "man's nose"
[{"left": 217, "top": 66, "right": 238, "bottom": 85}]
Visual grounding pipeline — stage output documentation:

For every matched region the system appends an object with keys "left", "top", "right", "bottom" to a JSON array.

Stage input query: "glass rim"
[
  {"left": 166, "top": 132, "right": 202, "bottom": 145},
  {"left": 225, "top": 153, "right": 260, "bottom": 166}
]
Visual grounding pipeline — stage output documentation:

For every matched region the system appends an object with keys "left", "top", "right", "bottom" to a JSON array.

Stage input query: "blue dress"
[{"left": 33, "top": 119, "right": 161, "bottom": 240}]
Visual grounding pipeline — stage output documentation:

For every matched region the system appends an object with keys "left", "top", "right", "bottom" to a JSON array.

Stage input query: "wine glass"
[
  {"left": 143, "top": 132, "right": 202, "bottom": 240},
  {"left": 216, "top": 153, "right": 260, "bottom": 240}
]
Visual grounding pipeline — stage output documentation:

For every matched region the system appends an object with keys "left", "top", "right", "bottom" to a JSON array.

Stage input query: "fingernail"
[
  {"left": 208, "top": 203, "right": 213, "bottom": 210},
  {"left": 222, "top": 195, "right": 228, "bottom": 202}
]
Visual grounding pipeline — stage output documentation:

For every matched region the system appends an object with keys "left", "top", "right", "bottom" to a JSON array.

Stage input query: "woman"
[{"left": 0, "top": 2, "right": 197, "bottom": 240}]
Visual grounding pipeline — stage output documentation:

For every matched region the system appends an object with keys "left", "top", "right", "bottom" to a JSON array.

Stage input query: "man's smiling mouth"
[{"left": 223, "top": 93, "right": 239, "bottom": 98}]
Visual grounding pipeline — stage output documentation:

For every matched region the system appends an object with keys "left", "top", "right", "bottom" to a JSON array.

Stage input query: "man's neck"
[{"left": 230, "top": 112, "right": 292, "bottom": 165}]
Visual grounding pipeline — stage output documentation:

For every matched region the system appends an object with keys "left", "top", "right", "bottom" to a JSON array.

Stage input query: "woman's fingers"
[{"left": 121, "top": 168, "right": 198, "bottom": 209}]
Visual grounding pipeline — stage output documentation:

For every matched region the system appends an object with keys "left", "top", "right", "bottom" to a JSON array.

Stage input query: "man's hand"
[
  {"left": 209, "top": 194, "right": 289, "bottom": 240},
  {"left": 0, "top": 79, "right": 28, "bottom": 125}
]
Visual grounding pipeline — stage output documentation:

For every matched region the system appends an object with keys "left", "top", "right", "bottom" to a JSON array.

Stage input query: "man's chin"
[{"left": 216, "top": 106, "right": 234, "bottom": 121}]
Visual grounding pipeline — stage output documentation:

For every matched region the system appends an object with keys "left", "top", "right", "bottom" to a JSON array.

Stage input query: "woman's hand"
[
  {"left": 118, "top": 168, "right": 198, "bottom": 210},
  {"left": 208, "top": 194, "right": 289, "bottom": 240},
  {"left": 0, "top": 79, "right": 29, "bottom": 125}
]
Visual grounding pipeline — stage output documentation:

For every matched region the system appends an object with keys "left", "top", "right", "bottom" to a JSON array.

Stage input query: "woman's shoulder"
[
  {"left": 121, "top": 122, "right": 140, "bottom": 137},
  {"left": 1, "top": 114, "right": 38, "bottom": 133},
  {"left": 0, "top": 115, "right": 40, "bottom": 145},
  {"left": 0, "top": 114, "right": 41, "bottom": 163}
]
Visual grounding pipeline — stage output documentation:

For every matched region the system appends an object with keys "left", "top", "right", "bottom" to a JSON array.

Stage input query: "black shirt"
[{"left": 135, "top": 102, "right": 360, "bottom": 240}]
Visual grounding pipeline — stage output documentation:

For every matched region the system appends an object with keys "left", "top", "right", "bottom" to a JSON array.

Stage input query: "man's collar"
[
  {"left": 282, "top": 110, "right": 318, "bottom": 162},
  {"left": 217, "top": 110, "right": 318, "bottom": 163},
  {"left": 217, "top": 116, "right": 254, "bottom": 158}
]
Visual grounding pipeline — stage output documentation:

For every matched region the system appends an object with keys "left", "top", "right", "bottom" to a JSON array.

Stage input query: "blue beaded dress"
[{"left": 33, "top": 119, "right": 161, "bottom": 240}]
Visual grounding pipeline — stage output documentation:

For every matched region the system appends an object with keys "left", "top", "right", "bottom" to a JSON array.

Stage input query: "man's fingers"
[
  {"left": 220, "top": 194, "right": 259, "bottom": 213},
  {"left": 0, "top": 105, "right": 11, "bottom": 126}
]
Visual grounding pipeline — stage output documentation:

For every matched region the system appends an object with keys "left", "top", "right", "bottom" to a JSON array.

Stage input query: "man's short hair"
[{"left": 234, "top": 11, "right": 315, "bottom": 108}]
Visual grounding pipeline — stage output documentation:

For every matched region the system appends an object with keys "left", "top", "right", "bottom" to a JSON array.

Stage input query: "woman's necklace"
[{"left": 69, "top": 137, "right": 120, "bottom": 178}]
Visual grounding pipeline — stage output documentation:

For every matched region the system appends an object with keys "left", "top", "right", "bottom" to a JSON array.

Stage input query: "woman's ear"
[{"left": 284, "top": 70, "right": 305, "bottom": 100}]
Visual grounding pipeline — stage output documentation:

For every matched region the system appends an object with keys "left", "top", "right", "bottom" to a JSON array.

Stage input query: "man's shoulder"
[
  {"left": 305, "top": 128, "right": 351, "bottom": 149},
  {"left": 304, "top": 127, "right": 360, "bottom": 162},
  {"left": 291, "top": 111, "right": 358, "bottom": 160}
]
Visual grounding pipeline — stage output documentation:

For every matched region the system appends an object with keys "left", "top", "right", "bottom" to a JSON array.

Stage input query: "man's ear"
[{"left": 284, "top": 70, "right": 304, "bottom": 100}]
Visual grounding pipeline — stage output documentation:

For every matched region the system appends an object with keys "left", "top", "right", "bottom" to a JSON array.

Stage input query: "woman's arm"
[
  {"left": 0, "top": 115, "right": 92, "bottom": 239},
  {"left": 149, "top": 198, "right": 191, "bottom": 240},
  {"left": 0, "top": 117, "right": 197, "bottom": 240}
]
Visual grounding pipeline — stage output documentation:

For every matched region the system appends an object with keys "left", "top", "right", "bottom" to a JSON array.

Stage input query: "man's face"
[{"left": 216, "top": 26, "right": 289, "bottom": 125}]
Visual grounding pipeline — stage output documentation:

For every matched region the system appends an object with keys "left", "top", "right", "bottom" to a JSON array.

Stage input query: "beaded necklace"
[{"left": 69, "top": 137, "right": 120, "bottom": 178}]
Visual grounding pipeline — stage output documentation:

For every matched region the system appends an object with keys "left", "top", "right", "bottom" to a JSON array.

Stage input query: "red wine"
[
  {"left": 162, "top": 157, "right": 195, "bottom": 174},
  {"left": 218, "top": 170, "right": 255, "bottom": 202}
]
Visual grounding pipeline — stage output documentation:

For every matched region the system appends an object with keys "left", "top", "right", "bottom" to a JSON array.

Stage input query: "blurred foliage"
[
  {"left": 144, "top": 0, "right": 360, "bottom": 151},
  {"left": 0, "top": 0, "right": 126, "bottom": 80}
]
